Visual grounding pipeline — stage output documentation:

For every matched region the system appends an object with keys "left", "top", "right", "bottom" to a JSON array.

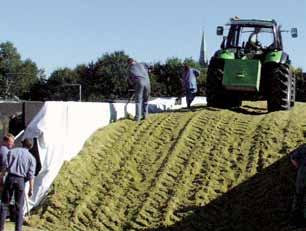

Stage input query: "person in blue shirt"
[
  {"left": 0, "top": 138, "right": 36, "bottom": 231},
  {"left": 0, "top": 134, "right": 15, "bottom": 193},
  {"left": 0, "top": 134, "right": 15, "bottom": 173},
  {"left": 182, "top": 63, "right": 200, "bottom": 109},
  {"left": 128, "top": 58, "right": 151, "bottom": 121}
]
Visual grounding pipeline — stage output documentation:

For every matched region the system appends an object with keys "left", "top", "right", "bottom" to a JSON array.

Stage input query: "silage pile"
[{"left": 28, "top": 102, "right": 306, "bottom": 231}]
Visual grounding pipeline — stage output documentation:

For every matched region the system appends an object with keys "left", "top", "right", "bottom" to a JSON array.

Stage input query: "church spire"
[{"left": 199, "top": 30, "right": 208, "bottom": 67}]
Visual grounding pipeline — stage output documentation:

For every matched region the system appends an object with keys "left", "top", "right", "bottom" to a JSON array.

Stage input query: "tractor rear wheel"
[
  {"left": 290, "top": 74, "right": 296, "bottom": 107},
  {"left": 267, "top": 63, "right": 291, "bottom": 112}
]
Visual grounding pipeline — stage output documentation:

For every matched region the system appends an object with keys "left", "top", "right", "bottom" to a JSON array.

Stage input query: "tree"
[
  {"left": 92, "top": 51, "right": 130, "bottom": 100},
  {"left": 74, "top": 64, "right": 91, "bottom": 101},
  {"left": 28, "top": 48, "right": 208, "bottom": 101},
  {"left": 294, "top": 67, "right": 306, "bottom": 101},
  {"left": 150, "top": 58, "right": 207, "bottom": 97},
  {"left": 0, "top": 41, "right": 39, "bottom": 99},
  {"left": 29, "top": 79, "right": 49, "bottom": 101},
  {"left": 29, "top": 51, "right": 131, "bottom": 101},
  {"left": 17, "top": 59, "right": 40, "bottom": 99},
  {"left": 46, "top": 68, "right": 79, "bottom": 101}
]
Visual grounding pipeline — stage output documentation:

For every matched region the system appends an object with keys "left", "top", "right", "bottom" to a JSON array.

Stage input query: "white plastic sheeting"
[{"left": 23, "top": 97, "right": 206, "bottom": 211}]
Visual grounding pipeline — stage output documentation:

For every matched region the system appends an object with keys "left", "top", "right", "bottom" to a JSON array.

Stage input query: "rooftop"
[{"left": 228, "top": 18, "right": 277, "bottom": 27}]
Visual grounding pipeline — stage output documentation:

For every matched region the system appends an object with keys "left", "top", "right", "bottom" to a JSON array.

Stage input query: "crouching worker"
[
  {"left": 290, "top": 143, "right": 306, "bottom": 225},
  {"left": 182, "top": 63, "right": 200, "bottom": 109},
  {"left": 127, "top": 58, "right": 151, "bottom": 122},
  {"left": 0, "top": 138, "right": 36, "bottom": 231}
]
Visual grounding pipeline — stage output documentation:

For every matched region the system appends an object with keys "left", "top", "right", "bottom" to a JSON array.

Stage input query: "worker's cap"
[{"left": 21, "top": 138, "right": 33, "bottom": 149}]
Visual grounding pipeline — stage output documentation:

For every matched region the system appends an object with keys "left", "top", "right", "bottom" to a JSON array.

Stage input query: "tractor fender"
[
  {"left": 214, "top": 50, "right": 235, "bottom": 60},
  {"left": 264, "top": 51, "right": 290, "bottom": 65}
]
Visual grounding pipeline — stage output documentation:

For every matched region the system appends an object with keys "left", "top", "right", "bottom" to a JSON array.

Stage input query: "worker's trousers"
[
  {"left": 134, "top": 77, "right": 151, "bottom": 121},
  {"left": 0, "top": 175, "right": 25, "bottom": 231},
  {"left": 185, "top": 88, "right": 196, "bottom": 108}
]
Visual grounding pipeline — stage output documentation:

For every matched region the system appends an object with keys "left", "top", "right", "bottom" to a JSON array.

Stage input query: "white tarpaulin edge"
[{"left": 23, "top": 97, "right": 206, "bottom": 211}]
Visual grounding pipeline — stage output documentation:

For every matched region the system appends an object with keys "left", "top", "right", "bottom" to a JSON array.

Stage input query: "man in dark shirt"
[
  {"left": 0, "top": 138, "right": 36, "bottom": 231},
  {"left": 127, "top": 58, "right": 151, "bottom": 121},
  {"left": 290, "top": 144, "right": 306, "bottom": 194},
  {"left": 290, "top": 143, "right": 306, "bottom": 226}
]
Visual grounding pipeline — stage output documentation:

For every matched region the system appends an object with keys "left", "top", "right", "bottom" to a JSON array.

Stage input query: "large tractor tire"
[
  {"left": 290, "top": 73, "right": 296, "bottom": 107},
  {"left": 206, "top": 59, "right": 224, "bottom": 107},
  {"left": 267, "top": 63, "right": 291, "bottom": 112},
  {"left": 206, "top": 59, "right": 241, "bottom": 108}
]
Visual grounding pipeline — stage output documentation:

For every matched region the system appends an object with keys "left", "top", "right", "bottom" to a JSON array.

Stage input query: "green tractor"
[{"left": 206, "top": 18, "right": 298, "bottom": 111}]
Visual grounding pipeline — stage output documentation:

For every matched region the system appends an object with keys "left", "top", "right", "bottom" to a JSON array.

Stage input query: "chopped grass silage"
[{"left": 28, "top": 102, "right": 306, "bottom": 231}]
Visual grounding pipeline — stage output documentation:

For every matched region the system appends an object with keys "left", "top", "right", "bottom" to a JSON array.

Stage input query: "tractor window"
[
  {"left": 239, "top": 27, "right": 275, "bottom": 49},
  {"left": 227, "top": 25, "right": 239, "bottom": 48},
  {"left": 238, "top": 27, "right": 254, "bottom": 48}
]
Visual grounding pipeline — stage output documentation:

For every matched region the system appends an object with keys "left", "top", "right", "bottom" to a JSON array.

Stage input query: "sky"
[{"left": 1, "top": 0, "right": 305, "bottom": 76}]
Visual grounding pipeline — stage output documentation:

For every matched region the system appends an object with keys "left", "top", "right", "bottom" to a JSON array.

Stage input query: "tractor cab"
[{"left": 223, "top": 20, "right": 280, "bottom": 59}]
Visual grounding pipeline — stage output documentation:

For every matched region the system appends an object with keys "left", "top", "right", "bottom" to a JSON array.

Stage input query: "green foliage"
[
  {"left": 151, "top": 58, "right": 184, "bottom": 96},
  {"left": 92, "top": 51, "right": 130, "bottom": 100},
  {"left": 151, "top": 58, "right": 207, "bottom": 97},
  {"left": 38, "top": 51, "right": 130, "bottom": 101},
  {"left": 0, "top": 42, "right": 40, "bottom": 99},
  {"left": 47, "top": 68, "right": 80, "bottom": 100},
  {"left": 0, "top": 41, "right": 208, "bottom": 101},
  {"left": 29, "top": 79, "right": 50, "bottom": 101},
  {"left": 28, "top": 50, "right": 209, "bottom": 101},
  {"left": 17, "top": 59, "right": 41, "bottom": 99},
  {"left": 293, "top": 67, "right": 306, "bottom": 101}
]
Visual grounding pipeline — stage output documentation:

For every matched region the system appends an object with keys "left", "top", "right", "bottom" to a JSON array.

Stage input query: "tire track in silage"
[
  {"left": 163, "top": 110, "right": 236, "bottom": 225},
  {"left": 75, "top": 113, "right": 197, "bottom": 231},
  {"left": 128, "top": 110, "right": 242, "bottom": 229},
  {"left": 117, "top": 113, "right": 197, "bottom": 229},
  {"left": 181, "top": 112, "right": 267, "bottom": 230},
  {"left": 151, "top": 111, "right": 213, "bottom": 226},
  {"left": 38, "top": 122, "right": 132, "bottom": 230},
  {"left": 185, "top": 114, "right": 254, "bottom": 198},
  {"left": 227, "top": 110, "right": 293, "bottom": 230},
  {"left": 124, "top": 112, "right": 199, "bottom": 230},
  {"left": 156, "top": 111, "right": 258, "bottom": 228},
  {"left": 37, "top": 114, "right": 191, "bottom": 231},
  {"left": 246, "top": 111, "right": 290, "bottom": 175},
  {"left": 41, "top": 116, "right": 171, "bottom": 231},
  {"left": 243, "top": 107, "right": 306, "bottom": 231},
  {"left": 95, "top": 113, "right": 193, "bottom": 231},
  {"left": 77, "top": 115, "right": 174, "bottom": 231},
  {"left": 167, "top": 111, "right": 258, "bottom": 229}
]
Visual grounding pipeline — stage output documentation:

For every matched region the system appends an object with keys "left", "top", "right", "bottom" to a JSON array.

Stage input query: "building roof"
[{"left": 228, "top": 18, "right": 277, "bottom": 27}]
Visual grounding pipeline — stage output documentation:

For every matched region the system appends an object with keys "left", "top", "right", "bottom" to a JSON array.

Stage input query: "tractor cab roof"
[{"left": 228, "top": 18, "right": 277, "bottom": 28}]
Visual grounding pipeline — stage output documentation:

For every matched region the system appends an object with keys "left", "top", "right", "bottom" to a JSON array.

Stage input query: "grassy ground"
[
  {"left": 27, "top": 102, "right": 306, "bottom": 231},
  {"left": 4, "top": 222, "right": 42, "bottom": 231}
]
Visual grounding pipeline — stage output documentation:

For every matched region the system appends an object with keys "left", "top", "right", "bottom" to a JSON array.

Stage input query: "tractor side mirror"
[
  {"left": 217, "top": 26, "right": 224, "bottom": 36},
  {"left": 291, "top": 28, "right": 298, "bottom": 38}
]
